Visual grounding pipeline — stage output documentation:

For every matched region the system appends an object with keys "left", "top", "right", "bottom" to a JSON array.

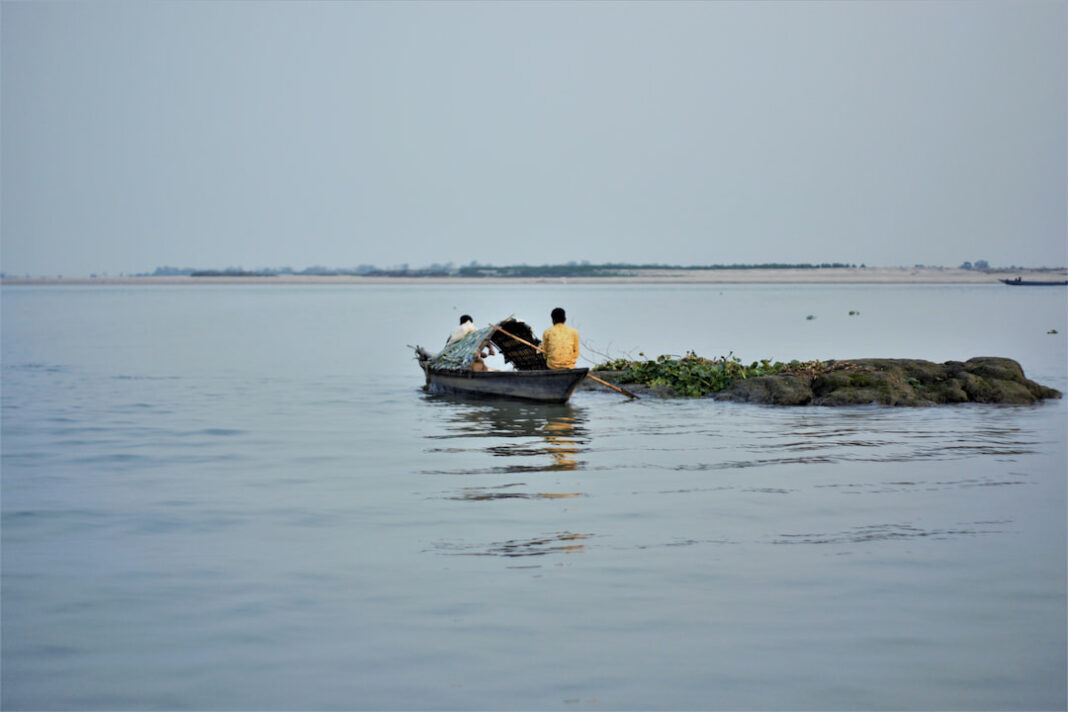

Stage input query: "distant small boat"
[
  {"left": 415, "top": 317, "right": 588, "bottom": 403},
  {"left": 1000, "top": 277, "right": 1068, "bottom": 286}
]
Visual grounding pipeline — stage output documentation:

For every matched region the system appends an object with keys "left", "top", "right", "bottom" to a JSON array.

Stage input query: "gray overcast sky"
[{"left": 2, "top": 1, "right": 1065, "bottom": 276}]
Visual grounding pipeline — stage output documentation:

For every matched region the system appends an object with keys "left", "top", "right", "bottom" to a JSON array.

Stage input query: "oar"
[{"left": 490, "top": 323, "right": 639, "bottom": 400}]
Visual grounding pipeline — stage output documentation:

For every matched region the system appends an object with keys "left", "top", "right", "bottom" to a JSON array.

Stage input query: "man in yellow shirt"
[{"left": 542, "top": 307, "right": 580, "bottom": 369}]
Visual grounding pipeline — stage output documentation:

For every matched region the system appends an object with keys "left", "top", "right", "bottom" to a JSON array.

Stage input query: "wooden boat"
[
  {"left": 1000, "top": 277, "right": 1068, "bottom": 286},
  {"left": 415, "top": 317, "right": 588, "bottom": 403},
  {"left": 419, "top": 365, "right": 589, "bottom": 402}
]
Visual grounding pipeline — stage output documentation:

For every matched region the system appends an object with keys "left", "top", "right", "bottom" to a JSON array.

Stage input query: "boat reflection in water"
[
  {"left": 422, "top": 396, "right": 592, "bottom": 558},
  {"left": 422, "top": 396, "right": 589, "bottom": 477}
]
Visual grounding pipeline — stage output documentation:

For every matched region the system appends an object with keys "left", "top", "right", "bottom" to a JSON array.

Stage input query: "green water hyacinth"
[{"left": 595, "top": 352, "right": 802, "bottom": 398}]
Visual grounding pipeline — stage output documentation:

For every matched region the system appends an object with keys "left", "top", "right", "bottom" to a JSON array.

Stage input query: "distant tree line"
[
  {"left": 137, "top": 262, "right": 1068, "bottom": 279},
  {"left": 456, "top": 262, "right": 857, "bottom": 278},
  {"left": 6, "top": 261, "right": 1061, "bottom": 280},
  {"left": 146, "top": 262, "right": 860, "bottom": 279},
  {"left": 148, "top": 265, "right": 382, "bottom": 277}
]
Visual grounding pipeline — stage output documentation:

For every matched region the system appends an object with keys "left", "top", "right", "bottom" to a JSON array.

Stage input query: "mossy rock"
[
  {"left": 923, "top": 377, "right": 970, "bottom": 404},
  {"left": 714, "top": 373, "right": 813, "bottom": 405},
  {"left": 961, "top": 357, "right": 1026, "bottom": 383},
  {"left": 951, "top": 358, "right": 1061, "bottom": 403},
  {"left": 715, "top": 357, "right": 1060, "bottom": 407},
  {"left": 811, "top": 366, "right": 928, "bottom": 406}
]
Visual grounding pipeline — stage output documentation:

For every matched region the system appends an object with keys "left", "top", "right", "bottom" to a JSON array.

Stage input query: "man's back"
[{"left": 542, "top": 323, "right": 579, "bottom": 369}]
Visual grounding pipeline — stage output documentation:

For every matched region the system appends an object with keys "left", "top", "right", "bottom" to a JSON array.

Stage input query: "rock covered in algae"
[
  {"left": 588, "top": 357, "right": 1061, "bottom": 406},
  {"left": 715, "top": 357, "right": 1061, "bottom": 406}
]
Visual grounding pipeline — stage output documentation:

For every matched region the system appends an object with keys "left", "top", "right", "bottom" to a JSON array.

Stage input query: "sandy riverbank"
[{"left": 2, "top": 267, "right": 1064, "bottom": 286}]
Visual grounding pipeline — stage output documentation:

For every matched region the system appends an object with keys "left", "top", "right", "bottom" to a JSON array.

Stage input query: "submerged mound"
[{"left": 591, "top": 355, "right": 1061, "bottom": 406}]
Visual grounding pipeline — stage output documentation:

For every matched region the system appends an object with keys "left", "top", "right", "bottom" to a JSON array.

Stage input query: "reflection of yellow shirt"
[{"left": 542, "top": 323, "right": 579, "bottom": 369}]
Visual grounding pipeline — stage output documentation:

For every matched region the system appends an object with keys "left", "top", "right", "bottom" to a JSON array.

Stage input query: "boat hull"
[
  {"left": 1001, "top": 279, "right": 1068, "bottom": 286},
  {"left": 424, "top": 367, "right": 589, "bottom": 403}
]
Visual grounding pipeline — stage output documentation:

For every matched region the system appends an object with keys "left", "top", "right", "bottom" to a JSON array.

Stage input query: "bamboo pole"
[{"left": 490, "top": 323, "right": 639, "bottom": 400}]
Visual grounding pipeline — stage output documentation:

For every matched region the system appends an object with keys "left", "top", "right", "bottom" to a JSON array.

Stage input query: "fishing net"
[
  {"left": 426, "top": 325, "right": 496, "bottom": 370},
  {"left": 490, "top": 318, "right": 548, "bottom": 370},
  {"left": 422, "top": 317, "right": 548, "bottom": 371}
]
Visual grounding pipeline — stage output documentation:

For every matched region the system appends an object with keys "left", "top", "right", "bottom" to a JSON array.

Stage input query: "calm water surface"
[{"left": 2, "top": 283, "right": 1066, "bottom": 710}]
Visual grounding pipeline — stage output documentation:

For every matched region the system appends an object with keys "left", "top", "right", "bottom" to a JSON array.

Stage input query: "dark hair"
[
  {"left": 551, "top": 307, "right": 566, "bottom": 324},
  {"left": 459, "top": 314, "right": 473, "bottom": 324}
]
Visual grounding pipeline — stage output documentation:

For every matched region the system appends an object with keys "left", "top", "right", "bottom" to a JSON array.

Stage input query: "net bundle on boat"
[
  {"left": 425, "top": 326, "right": 496, "bottom": 371},
  {"left": 423, "top": 317, "right": 548, "bottom": 371},
  {"left": 490, "top": 318, "right": 548, "bottom": 371}
]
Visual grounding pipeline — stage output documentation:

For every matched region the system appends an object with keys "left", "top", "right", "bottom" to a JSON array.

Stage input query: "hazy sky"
[{"left": 2, "top": 1, "right": 1065, "bottom": 276}]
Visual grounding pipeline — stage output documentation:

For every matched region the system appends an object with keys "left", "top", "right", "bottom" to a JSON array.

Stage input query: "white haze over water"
[{"left": 2, "top": 1, "right": 1066, "bottom": 277}]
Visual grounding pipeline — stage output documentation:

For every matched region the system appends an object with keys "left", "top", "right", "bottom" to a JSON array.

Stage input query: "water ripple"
[
  {"left": 431, "top": 531, "right": 591, "bottom": 558},
  {"left": 773, "top": 521, "right": 1012, "bottom": 545},
  {"left": 439, "top": 482, "right": 586, "bottom": 501}
]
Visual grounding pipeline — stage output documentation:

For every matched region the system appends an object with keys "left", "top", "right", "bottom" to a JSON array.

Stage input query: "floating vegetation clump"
[
  {"left": 594, "top": 354, "right": 1061, "bottom": 404},
  {"left": 593, "top": 352, "right": 836, "bottom": 397}
]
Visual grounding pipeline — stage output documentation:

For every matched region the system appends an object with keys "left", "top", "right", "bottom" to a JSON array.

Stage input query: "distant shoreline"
[{"left": 3, "top": 267, "right": 1065, "bottom": 287}]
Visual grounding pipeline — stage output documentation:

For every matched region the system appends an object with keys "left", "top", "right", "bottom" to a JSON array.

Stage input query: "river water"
[{"left": 2, "top": 282, "right": 1065, "bottom": 710}]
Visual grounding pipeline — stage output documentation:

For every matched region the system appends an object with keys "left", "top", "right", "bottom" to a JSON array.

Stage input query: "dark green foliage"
[{"left": 595, "top": 352, "right": 815, "bottom": 397}]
